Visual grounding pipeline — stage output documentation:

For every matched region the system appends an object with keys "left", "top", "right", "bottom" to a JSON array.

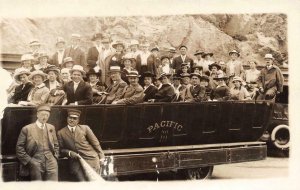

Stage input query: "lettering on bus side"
[{"left": 147, "top": 121, "right": 184, "bottom": 142}]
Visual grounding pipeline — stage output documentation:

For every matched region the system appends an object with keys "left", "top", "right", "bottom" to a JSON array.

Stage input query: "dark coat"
[
  {"left": 154, "top": 84, "right": 176, "bottom": 102},
  {"left": 136, "top": 54, "right": 159, "bottom": 76},
  {"left": 172, "top": 55, "right": 194, "bottom": 74},
  {"left": 87, "top": 46, "right": 100, "bottom": 70},
  {"left": 185, "top": 84, "right": 207, "bottom": 102},
  {"left": 109, "top": 53, "right": 125, "bottom": 69},
  {"left": 57, "top": 125, "right": 105, "bottom": 175},
  {"left": 49, "top": 51, "right": 67, "bottom": 68},
  {"left": 143, "top": 85, "right": 158, "bottom": 102},
  {"left": 65, "top": 46, "right": 87, "bottom": 69},
  {"left": 63, "top": 80, "right": 93, "bottom": 105},
  {"left": 9, "top": 82, "right": 34, "bottom": 104},
  {"left": 211, "top": 85, "right": 231, "bottom": 101}
]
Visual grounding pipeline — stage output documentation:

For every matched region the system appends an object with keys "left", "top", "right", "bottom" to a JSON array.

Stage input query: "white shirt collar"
[
  {"left": 73, "top": 81, "right": 81, "bottom": 85},
  {"left": 36, "top": 120, "right": 45, "bottom": 129},
  {"left": 67, "top": 125, "right": 77, "bottom": 131}
]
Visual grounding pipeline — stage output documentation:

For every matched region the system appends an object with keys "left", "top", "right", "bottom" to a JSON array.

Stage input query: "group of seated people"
[{"left": 6, "top": 36, "right": 284, "bottom": 106}]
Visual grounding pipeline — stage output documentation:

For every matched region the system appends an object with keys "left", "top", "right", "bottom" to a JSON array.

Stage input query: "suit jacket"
[
  {"left": 105, "top": 79, "right": 128, "bottom": 104},
  {"left": 63, "top": 80, "right": 93, "bottom": 105},
  {"left": 57, "top": 125, "right": 105, "bottom": 161},
  {"left": 49, "top": 50, "right": 67, "bottom": 68},
  {"left": 16, "top": 123, "right": 59, "bottom": 166},
  {"left": 87, "top": 46, "right": 100, "bottom": 70},
  {"left": 9, "top": 82, "right": 34, "bottom": 104},
  {"left": 143, "top": 85, "right": 158, "bottom": 102},
  {"left": 185, "top": 84, "right": 207, "bottom": 102},
  {"left": 172, "top": 55, "right": 194, "bottom": 74},
  {"left": 154, "top": 84, "right": 176, "bottom": 102},
  {"left": 115, "top": 84, "right": 144, "bottom": 105},
  {"left": 65, "top": 46, "right": 87, "bottom": 69}
]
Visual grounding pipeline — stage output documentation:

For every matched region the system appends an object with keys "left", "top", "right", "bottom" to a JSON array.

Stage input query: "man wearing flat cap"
[
  {"left": 57, "top": 109, "right": 105, "bottom": 181},
  {"left": 172, "top": 45, "right": 194, "bottom": 74},
  {"left": 16, "top": 104, "right": 59, "bottom": 181}
]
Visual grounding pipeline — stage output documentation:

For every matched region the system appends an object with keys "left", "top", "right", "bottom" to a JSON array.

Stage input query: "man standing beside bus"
[
  {"left": 16, "top": 105, "right": 59, "bottom": 181},
  {"left": 57, "top": 109, "right": 105, "bottom": 181}
]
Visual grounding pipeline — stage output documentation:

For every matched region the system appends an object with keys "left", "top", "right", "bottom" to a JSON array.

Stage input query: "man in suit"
[
  {"left": 97, "top": 37, "right": 115, "bottom": 86},
  {"left": 112, "top": 70, "right": 144, "bottom": 105},
  {"left": 16, "top": 105, "right": 59, "bottom": 181},
  {"left": 57, "top": 109, "right": 105, "bottom": 181},
  {"left": 49, "top": 37, "right": 67, "bottom": 68},
  {"left": 257, "top": 54, "right": 284, "bottom": 100},
  {"left": 56, "top": 65, "right": 93, "bottom": 105},
  {"left": 184, "top": 73, "right": 206, "bottom": 102},
  {"left": 172, "top": 45, "right": 194, "bottom": 74},
  {"left": 87, "top": 33, "right": 103, "bottom": 70},
  {"left": 65, "top": 34, "right": 87, "bottom": 70},
  {"left": 100, "top": 66, "right": 128, "bottom": 104}
]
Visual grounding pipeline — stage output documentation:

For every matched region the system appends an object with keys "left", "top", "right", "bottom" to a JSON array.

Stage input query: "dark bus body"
[{"left": 1, "top": 101, "right": 273, "bottom": 181}]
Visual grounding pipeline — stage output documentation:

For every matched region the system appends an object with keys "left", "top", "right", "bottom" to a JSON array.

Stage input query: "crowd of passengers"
[{"left": 5, "top": 33, "right": 285, "bottom": 106}]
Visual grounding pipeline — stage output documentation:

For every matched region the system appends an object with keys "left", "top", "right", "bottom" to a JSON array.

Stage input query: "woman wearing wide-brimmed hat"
[
  {"left": 229, "top": 76, "right": 251, "bottom": 100},
  {"left": 148, "top": 73, "right": 176, "bottom": 102},
  {"left": 210, "top": 73, "right": 230, "bottom": 101},
  {"left": 201, "top": 52, "right": 214, "bottom": 73},
  {"left": 18, "top": 70, "right": 50, "bottom": 106},
  {"left": 20, "top": 54, "right": 35, "bottom": 71},
  {"left": 109, "top": 40, "right": 126, "bottom": 69},
  {"left": 33, "top": 52, "right": 52, "bottom": 72},
  {"left": 142, "top": 71, "right": 158, "bottom": 102},
  {"left": 193, "top": 50, "right": 204, "bottom": 67},
  {"left": 121, "top": 54, "right": 136, "bottom": 84},
  {"left": 226, "top": 49, "right": 244, "bottom": 81},
  {"left": 9, "top": 68, "right": 34, "bottom": 104},
  {"left": 44, "top": 65, "right": 62, "bottom": 91},
  {"left": 85, "top": 68, "right": 107, "bottom": 104}
]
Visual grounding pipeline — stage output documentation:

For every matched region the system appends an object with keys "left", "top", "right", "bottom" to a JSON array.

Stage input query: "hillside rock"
[{"left": 0, "top": 14, "right": 287, "bottom": 65}]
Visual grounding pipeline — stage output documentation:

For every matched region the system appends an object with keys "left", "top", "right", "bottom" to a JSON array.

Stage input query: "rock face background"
[{"left": 0, "top": 14, "right": 287, "bottom": 65}]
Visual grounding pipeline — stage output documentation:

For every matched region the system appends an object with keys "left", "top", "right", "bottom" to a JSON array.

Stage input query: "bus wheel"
[{"left": 184, "top": 166, "right": 214, "bottom": 180}]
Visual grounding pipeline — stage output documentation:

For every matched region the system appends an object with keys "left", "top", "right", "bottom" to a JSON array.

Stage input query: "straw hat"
[
  {"left": 70, "top": 65, "right": 86, "bottom": 75},
  {"left": 13, "top": 68, "right": 31, "bottom": 82}
]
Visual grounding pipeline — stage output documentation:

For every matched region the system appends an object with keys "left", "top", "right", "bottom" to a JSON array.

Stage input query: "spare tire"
[{"left": 271, "top": 124, "right": 289, "bottom": 150}]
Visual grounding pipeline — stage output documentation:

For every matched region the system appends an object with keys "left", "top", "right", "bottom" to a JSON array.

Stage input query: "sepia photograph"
[{"left": 0, "top": 0, "right": 299, "bottom": 189}]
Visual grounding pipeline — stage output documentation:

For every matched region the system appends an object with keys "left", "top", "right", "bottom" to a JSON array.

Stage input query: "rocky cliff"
[{"left": 0, "top": 14, "right": 287, "bottom": 65}]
